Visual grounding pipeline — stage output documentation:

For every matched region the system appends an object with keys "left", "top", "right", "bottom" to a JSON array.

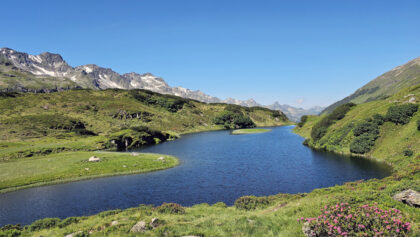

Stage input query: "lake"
[{"left": 0, "top": 126, "right": 391, "bottom": 226}]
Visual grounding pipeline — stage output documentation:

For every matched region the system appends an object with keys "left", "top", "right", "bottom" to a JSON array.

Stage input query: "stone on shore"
[{"left": 88, "top": 156, "right": 101, "bottom": 162}]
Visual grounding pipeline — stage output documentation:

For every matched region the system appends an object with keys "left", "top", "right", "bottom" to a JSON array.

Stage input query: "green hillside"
[
  {"left": 323, "top": 57, "right": 420, "bottom": 113},
  {"left": 2, "top": 88, "right": 419, "bottom": 236}
]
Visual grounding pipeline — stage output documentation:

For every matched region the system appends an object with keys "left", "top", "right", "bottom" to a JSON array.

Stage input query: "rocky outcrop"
[
  {"left": 130, "top": 221, "right": 146, "bottom": 233},
  {"left": 393, "top": 189, "right": 420, "bottom": 207}
]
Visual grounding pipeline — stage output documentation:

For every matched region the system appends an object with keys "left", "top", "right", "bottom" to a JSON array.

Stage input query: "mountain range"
[{"left": 0, "top": 47, "right": 323, "bottom": 121}]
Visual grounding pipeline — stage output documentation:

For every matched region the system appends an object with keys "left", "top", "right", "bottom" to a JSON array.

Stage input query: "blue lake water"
[{"left": 0, "top": 126, "right": 391, "bottom": 226}]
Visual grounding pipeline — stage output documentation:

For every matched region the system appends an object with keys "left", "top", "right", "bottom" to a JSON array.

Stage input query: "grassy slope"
[
  {"left": 6, "top": 88, "right": 420, "bottom": 236},
  {"left": 231, "top": 128, "right": 271, "bottom": 134},
  {"left": 323, "top": 57, "right": 420, "bottom": 113},
  {"left": 0, "top": 89, "right": 288, "bottom": 192},
  {"left": 0, "top": 89, "right": 289, "bottom": 159},
  {"left": 0, "top": 152, "right": 178, "bottom": 193}
]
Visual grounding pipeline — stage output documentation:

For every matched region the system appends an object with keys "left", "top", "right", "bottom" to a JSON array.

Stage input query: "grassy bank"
[
  {"left": 231, "top": 128, "right": 272, "bottom": 134},
  {"left": 0, "top": 151, "right": 178, "bottom": 193}
]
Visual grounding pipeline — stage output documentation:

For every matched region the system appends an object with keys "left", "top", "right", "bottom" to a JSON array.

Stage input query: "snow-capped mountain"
[{"left": 0, "top": 47, "right": 323, "bottom": 119}]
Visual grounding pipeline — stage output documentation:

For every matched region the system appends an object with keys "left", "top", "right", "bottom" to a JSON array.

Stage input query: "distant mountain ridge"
[
  {"left": 0, "top": 47, "right": 322, "bottom": 121},
  {"left": 323, "top": 57, "right": 420, "bottom": 114},
  {"left": 265, "top": 103, "right": 324, "bottom": 122}
]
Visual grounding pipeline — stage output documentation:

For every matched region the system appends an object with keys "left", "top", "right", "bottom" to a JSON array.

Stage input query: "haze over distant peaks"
[{"left": 0, "top": 47, "right": 323, "bottom": 121}]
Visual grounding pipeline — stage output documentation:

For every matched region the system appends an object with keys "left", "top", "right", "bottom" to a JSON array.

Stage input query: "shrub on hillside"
[
  {"left": 213, "top": 110, "right": 255, "bottom": 129},
  {"left": 311, "top": 103, "right": 355, "bottom": 141},
  {"left": 372, "top": 114, "right": 385, "bottom": 125},
  {"left": 350, "top": 133, "right": 378, "bottom": 154},
  {"left": 350, "top": 113, "right": 386, "bottom": 154},
  {"left": 28, "top": 217, "right": 61, "bottom": 231},
  {"left": 234, "top": 196, "right": 270, "bottom": 210},
  {"left": 385, "top": 104, "right": 418, "bottom": 125},
  {"left": 156, "top": 203, "right": 185, "bottom": 214},
  {"left": 298, "top": 115, "right": 308, "bottom": 127},
  {"left": 353, "top": 121, "right": 379, "bottom": 137},
  {"left": 108, "top": 126, "right": 170, "bottom": 150},
  {"left": 298, "top": 203, "right": 411, "bottom": 236},
  {"left": 403, "top": 149, "right": 413, "bottom": 157}
]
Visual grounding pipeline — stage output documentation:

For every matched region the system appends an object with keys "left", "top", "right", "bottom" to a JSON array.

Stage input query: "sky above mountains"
[{"left": 1, "top": 0, "right": 420, "bottom": 108}]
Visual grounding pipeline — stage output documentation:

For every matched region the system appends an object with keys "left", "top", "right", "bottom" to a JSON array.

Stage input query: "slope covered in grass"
[
  {"left": 2, "top": 87, "right": 419, "bottom": 236},
  {"left": 0, "top": 89, "right": 289, "bottom": 160},
  {"left": 323, "top": 57, "right": 420, "bottom": 113}
]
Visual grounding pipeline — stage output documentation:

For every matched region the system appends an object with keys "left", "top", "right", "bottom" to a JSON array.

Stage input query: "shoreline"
[
  {"left": 0, "top": 153, "right": 180, "bottom": 194},
  {"left": 0, "top": 124, "right": 288, "bottom": 194}
]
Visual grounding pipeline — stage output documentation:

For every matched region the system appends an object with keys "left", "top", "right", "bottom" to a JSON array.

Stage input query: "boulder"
[
  {"left": 302, "top": 222, "right": 316, "bottom": 237},
  {"left": 65, "top": 231, "right": 82, "bottom": 237},
  {"left": 88, "top": 156, "right": 101, "bottom": 162},
  {"left": 150, "top": 217, "right": 162, "bottom": 228},
  {"left": 157, "top": 156, "right": 165, "bottom": 161},
  {"left": 393, "top": 189, "right": 420, "bottom": 207},
  {"left": 408, "top": 97, "right": 416, "bottom": 103},
  {"left": 130, "top": 221, "right": 146, "bottom": 233},
  {"left": 111, "top": 220, "right": 119, "bottom": 226}
]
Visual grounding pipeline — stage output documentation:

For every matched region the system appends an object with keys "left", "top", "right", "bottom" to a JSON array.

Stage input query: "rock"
[
  {"left": 393, "top": 189, "right": 420, "bottom": 207},
  {"left": 409, "top": 97, "right": 416, "bottom": 103},
  {"left": 150, "top": 217, "right": 161, "bottom": 228},
  {"left": 131, "top": 152, "right": 140, "bottom": 156},
  {"left": 302, "top": 222, "right": 316, "bottom": 237},
  {"left": 65, "top": 231, "right": 82, "bottom": 237},
  {"left": 130, "top": 221, "right": 146, "bottom": 233},
  {"left": 111, "top": 220, "right": 119, "bottom": 226},
  {"left": 84, "top": 168, "right": 89, "bottom": 171},
  {"left": 157, "top": 156, "right": 165, "bottom": 161},
  {"left": 122, "top": 165, "right": 127, "bottom": 168},
  {"left": 88, "top": 156, "right": 101, "bottom": 162}
]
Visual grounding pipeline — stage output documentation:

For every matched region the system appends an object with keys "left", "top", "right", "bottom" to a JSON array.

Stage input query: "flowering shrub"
[{"left": 298, "top": 203, "right": 411, "bottom": 236}]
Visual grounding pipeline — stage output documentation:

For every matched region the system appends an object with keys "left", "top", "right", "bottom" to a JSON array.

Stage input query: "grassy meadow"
[
  {"left": 231, "top": 128, "right": 272, "bottom": 134},
  {"left": 0, "top": 151, "right": 178, "bottom": 193}
]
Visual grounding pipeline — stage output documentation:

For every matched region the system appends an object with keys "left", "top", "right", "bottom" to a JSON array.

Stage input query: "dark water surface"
[{"left": 0, "top": 126, "right": 391, "bottom": 226}]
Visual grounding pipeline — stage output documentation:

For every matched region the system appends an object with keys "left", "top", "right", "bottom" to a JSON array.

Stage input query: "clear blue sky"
[{"left": 1, "top": 0, "right": 419, "bottom": 108}]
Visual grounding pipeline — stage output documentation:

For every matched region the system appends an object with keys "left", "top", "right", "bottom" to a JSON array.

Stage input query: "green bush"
[
  {"left": 350, "top": 133, "right": 378, "bottom": 154},
  {"left": 372, "top": 113, "right": 385, "bottom": 125},
  {"left": 311, "top": 103, "right": 355, "bottom": 141},
  {"left": 157, "top": 203, "right": 185, "bottom": 214},
  {"left": 353, "top": 121, "right": 379, "bottom": 137},
  {"left": 58, "top": 217, "right": 83, "bottom": 228},
  {"left": 349, "top": 113, "right": 386, "bottom": 154},
  {"left": 417, "top": 120, "right": 420, "bottom": 131},
  {"left": 213, "top": 111, "right": 255, "bottom": 129},
  {"left": 298, "top": 115, "right": 308, "bottom": 127},
  {"left": 385, "top": 104, "right": 418, "bottom": 125},
  {"left": 29, "top": 217, "right": 61, "bottom": 231},
  {"left": 234, "top": 196, "right": 270, "bottom": 210},
  {"left": 108, "top": 126, "right": 170, "bottom": 150},
  {"left": 403, "top": 149, "right": 413, "bottom": 157}
]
